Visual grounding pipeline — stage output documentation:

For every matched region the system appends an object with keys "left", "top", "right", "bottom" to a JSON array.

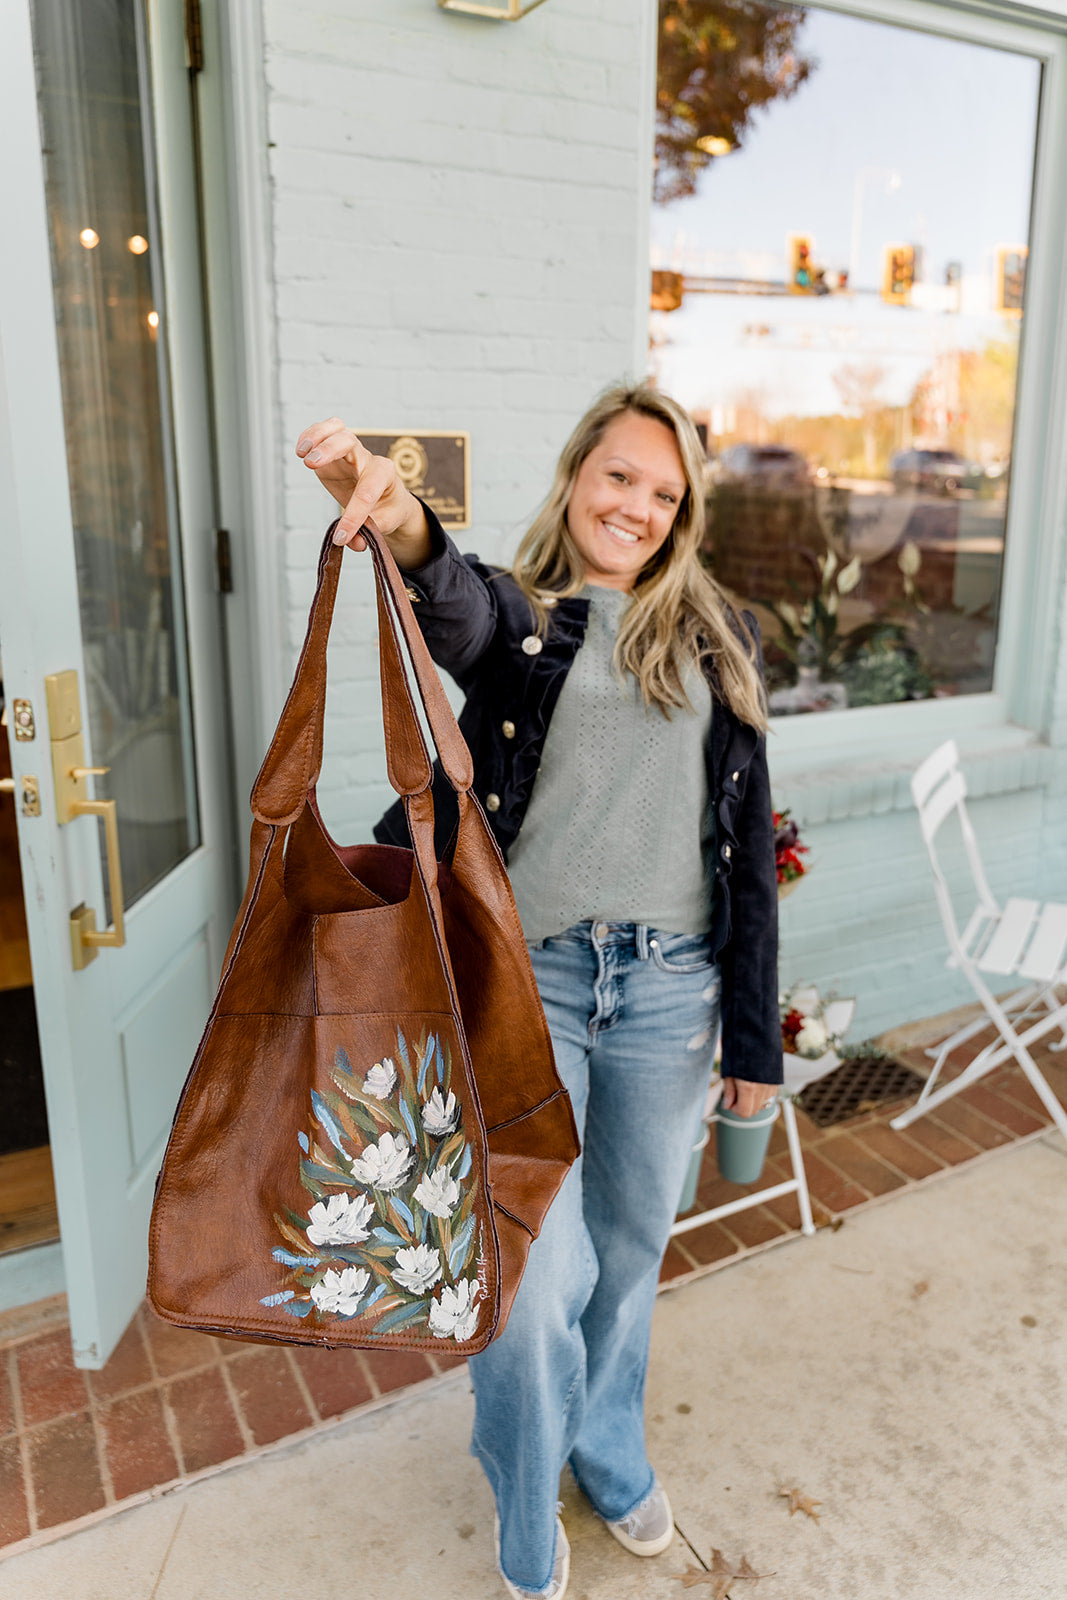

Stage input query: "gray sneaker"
[
  {"left": 495, "top": 1511, "right": 570, "bottom": 1599},
  {"left": 605, "top": 1477, "right": 674, "bottom": 1557}
]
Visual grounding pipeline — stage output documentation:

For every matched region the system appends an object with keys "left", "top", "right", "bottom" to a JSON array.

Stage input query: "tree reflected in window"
[{"left": 652, "top": 1, "right": 1039, "bottom": 712}]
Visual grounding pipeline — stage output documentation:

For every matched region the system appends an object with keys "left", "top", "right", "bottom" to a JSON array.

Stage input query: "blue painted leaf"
[
  {"left": 417, "top": 1035, "right": 434, "bottom": 1094},
  {"left": 283, "top": 1299, "right": 313, "bottom": 1318},
  {"left": 297, "top": 1131, "right": 310, "bottom": 1154},
  {"left": 436, "top": 1036, "right": 447, "bottom": 1086},
  {"left": 397, "top": 1095, "right": 417, "bottom": 1144},
  {"left": 311, "top": 1091, "right": 348, "bottom": 1154},
  {"left": 327, "top": 1244, "right": 373, "bottom": 1266},
  {"left": 335, "top": 1047, "right": 353, "bottom": 1076},
  {"left": 260, "top": 1289, "right": 296, "bottom": 1306},
  {"left": 373, "top": 1226, "right": 408, "bottom": 1247},
  {"left": 366, "top": 1283, "right": 387, "bottom": 1307},
  {"left": 449, "top": 1216, "right": 475, "bottom": 1277},
  {"left": 456, "top": 1143, "right": 472, "bottom": 1180},
  {"left": 395, "top": 1030, "right": 410, "bottom": 1071},
  {"left": 391, "top": 1195, "right": 415, "bottom": 1230},
  {"left": 373, "top": 1301, "right": 429, "bottom": 1334},
  {"left": 272, "top": 1247, "right": 320, "bottom": 1268}
]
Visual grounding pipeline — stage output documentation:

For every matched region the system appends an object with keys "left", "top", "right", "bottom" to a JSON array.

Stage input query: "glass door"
[
  {"left": 33, "top": 0, "right": 202, "bottom": 909},
  {"left": 0, "top": 0, "right": 235, "bottom": 1365}
]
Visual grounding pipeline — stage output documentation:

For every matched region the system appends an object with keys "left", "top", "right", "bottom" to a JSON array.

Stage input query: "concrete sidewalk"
[{"left": 3, "top": 1136, "right": 1065, "bottom": 1600}]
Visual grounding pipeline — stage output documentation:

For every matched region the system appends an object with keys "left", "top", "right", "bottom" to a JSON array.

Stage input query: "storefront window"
[{"left": 651, "top": 1, "right": 1040, "bottom": 713}]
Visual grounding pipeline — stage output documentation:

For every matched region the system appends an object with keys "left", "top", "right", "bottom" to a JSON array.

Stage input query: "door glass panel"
[
  {"left": 31, "top": 0, "right": 200, "bottom": 900},
  {"left": 651, "top": 2, "right": 1040, "bottom": 714}
]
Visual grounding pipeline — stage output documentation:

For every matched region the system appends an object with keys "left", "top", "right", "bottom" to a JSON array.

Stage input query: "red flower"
[{"left": 781, "top": 1008, "right": 806, "bottom": 1050}]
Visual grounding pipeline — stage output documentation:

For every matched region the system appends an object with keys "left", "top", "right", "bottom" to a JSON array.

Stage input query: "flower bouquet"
[
  {"left": 260, "top": 1028, "right": 484, "bottom": 1343},
  {"left": 780, "top": 984, "right": 856, "bottom": 1096},
  {"left": 774, "top": 808, "right": 810, "bottom": 899}
]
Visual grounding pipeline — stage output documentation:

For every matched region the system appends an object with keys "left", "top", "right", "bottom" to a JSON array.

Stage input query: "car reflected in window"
[{"left": 890, "top": 449, "right": 985, "bottom": 497}]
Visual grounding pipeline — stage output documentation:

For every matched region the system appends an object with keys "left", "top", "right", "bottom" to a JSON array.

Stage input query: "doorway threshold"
[{"left": 0, "top": 1243, "right": 65, "bottom": 1317}]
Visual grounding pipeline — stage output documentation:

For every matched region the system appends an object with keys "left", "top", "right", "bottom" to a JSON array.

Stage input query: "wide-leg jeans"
[{"left": 469, "top": 920, "right": 722, "bottom": 1595}]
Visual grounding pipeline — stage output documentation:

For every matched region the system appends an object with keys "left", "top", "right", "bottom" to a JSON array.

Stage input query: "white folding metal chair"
[{"left": 891, "top": 739, "right": 1067, "bottom": 1143}]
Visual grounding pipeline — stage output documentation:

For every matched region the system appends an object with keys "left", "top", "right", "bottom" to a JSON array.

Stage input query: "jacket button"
[
  {"left": 502, "top": 720, "right": 516, "bottom": 739},
  {"left": 485, "top": 793, "right": 501, "bottom": 812},
  {"left": 521, "top": 635, "right": 543, "bottom": 655},
  {"left": 732, "top": 770, "right": 740, "bottom": 781},
  {"left": 722, "top": 843, "right": 732, "bottom": 860}
]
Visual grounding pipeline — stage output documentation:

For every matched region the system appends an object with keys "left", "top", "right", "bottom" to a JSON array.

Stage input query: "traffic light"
[
  {"left": 995, "top": 246, "right": 1027, "bottom": 315},
  {"left": 788, "top": 235, "right": 814, "bottom": 294},
  {"left": 650, "top": 269, "right": 684, "bottom": 313},
  {"left": 881, "top": 244, "right": 914, "bottom": 305}
]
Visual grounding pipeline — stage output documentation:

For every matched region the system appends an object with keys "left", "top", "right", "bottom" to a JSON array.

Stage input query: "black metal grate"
[{"left": 798, "top": 1054, "right": 928, "bottom": 1129}]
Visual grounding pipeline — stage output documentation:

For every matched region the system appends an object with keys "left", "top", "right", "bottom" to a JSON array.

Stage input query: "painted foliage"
[{"left": 262, "top": 1028, "right": 482, "bottom": 1342}]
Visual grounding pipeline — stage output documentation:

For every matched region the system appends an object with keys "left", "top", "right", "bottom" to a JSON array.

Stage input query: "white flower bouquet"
[
  {"left": 780, "top": 984, "right": 856, "bottom": 1096},
  {"left": 260, "top": 1028, "right": 482, "bottom": 1343}
]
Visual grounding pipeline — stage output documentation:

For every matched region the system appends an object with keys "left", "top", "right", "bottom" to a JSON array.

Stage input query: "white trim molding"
[{"left": 197, "top": 0, "right": 286, "bottom": 812}]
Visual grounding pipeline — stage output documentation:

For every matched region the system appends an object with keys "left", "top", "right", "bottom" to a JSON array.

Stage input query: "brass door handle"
[
  {"left": 43, "top": 672, "right": 127, "bottom": 971},
  {"left": 0, "top": 777, "right": 13, "bottom": 792},
  {"left": 70, "top": 791, "right": 126, "bottom": 960}
]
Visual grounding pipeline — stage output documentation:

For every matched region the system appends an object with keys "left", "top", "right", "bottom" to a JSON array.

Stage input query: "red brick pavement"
[{"left": 1, "top": 1029, "right": 1062, "bottom": 1556}]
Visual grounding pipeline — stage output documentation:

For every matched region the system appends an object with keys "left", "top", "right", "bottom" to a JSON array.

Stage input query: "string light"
[
  {"left": 147, "top": 310, "right": 159, "bottom": 329},
  {"left": 127, "top": 235, "right": 149, "bottom": 255},
  {"left": 79, "top": 227, "right": 99, "bottom": 249}
]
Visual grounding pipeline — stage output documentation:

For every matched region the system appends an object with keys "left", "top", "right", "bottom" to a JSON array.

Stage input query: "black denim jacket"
[{"left": 373, "top": 511, "right": 782, "bottom": 1086}]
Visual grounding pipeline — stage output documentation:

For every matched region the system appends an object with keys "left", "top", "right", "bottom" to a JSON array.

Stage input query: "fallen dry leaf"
[
  {"left": 780, "top": 1486, "right": 822, "bottom": 1521},
  {"left": 670, "top": 1566, "right": 725, "bottom": 1593},
  {"left": 671, "top": 1548, "right": 775, "bottom": 1594}
]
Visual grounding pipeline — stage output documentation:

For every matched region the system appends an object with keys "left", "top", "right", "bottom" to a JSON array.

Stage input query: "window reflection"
[{"left": 652, "top": 1, "right": 1040, "bottom": 712}]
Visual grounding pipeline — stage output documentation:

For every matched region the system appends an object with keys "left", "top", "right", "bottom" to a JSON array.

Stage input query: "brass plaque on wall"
[{"left": 359, "top": 431, "right": 471, "bottom": 530}]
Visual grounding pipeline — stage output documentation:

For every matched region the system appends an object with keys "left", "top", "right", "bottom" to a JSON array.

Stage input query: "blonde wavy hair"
[{"left": 510, "top": 383, "right": 767, "bottom": 731}]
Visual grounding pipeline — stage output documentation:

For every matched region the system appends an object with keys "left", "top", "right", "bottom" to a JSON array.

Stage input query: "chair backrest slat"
[
  {"left": 917, "top": 767, "right": 967, "bottom": 841},
  {"left": 976, "top": 897, "right": 1038, "bottom": 975},
  {"left": 1018, "top": 902, "right": 1067, "bottom": 982},
  {"left": 911, "top": 738, "right": 959, "bottom": 809}
]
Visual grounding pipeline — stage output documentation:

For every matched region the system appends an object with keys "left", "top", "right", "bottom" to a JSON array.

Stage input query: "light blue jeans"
[{"left": 469, "top": 921, "right": 722, "bottom": 1595}]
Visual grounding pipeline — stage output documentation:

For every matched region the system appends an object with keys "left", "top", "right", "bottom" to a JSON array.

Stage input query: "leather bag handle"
[{"left": 251, "top": 523, "right": 473, "bottom": 825}]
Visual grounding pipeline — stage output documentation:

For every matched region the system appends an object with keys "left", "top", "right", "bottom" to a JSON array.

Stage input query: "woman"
[{"left": 295, "top": 384, "right": 781, "bottom": 1600}]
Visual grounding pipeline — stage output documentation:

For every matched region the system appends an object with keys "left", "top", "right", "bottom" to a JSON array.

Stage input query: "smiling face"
[{"left": 564, "top": 410, "right": 687, "bottom": 592}]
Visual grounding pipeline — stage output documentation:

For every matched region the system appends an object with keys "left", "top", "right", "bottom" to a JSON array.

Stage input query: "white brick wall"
[
  {"left": 261, "top": 0, "right": 655, "bottom": 839},
  {"left": 254, "top": 0, "right": 1067, "bottom": 1047}
]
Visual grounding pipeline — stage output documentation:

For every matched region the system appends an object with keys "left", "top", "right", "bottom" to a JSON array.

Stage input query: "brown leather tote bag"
[{"left": 148, "top": 524, "right": 579, "bottom": 1354}]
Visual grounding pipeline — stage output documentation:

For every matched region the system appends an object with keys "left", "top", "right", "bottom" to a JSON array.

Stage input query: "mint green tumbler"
[{"left": 713, "top": 1099, "right": 780, "bottom": 1185}]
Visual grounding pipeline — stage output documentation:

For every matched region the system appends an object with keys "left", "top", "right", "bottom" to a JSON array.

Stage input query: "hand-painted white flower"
[
  {"left": 796, "top": 1016, "right": 829, "bottom": 1057},
  {"left": 363, "top": 1057, "right": 397, "bottom": 1099},
  {"left": 414, "top": 1163, "right": 461, "bottom": 1218},
  {"left": 392, "top": 1243, "right": 442, "bottom": 1294},
  {"left": 349, "top": 1131, "right": 412, "bottom": 1191},
  {"left": 310, "top": 1265, "right": 369, "bottom": 1317},
  {"left": 429, "top": 1278, "right": 480, "bottom": 1341},
  {"left": 306, "top": 1190, "right": 374, "bottom": 1247},
  {"left": 421, "top": 1086, "right": 459, "bottom": 1137}
]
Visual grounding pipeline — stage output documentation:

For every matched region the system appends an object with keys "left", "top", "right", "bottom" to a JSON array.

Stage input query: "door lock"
[{"left": 0, "top": 774, "right": 41, "bottom": 816}]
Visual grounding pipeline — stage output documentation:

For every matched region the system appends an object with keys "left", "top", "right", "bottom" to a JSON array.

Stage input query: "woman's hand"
[
  {"left": 721, "top": 1078, "right": 778, "bottom": 1117},
  {"left": 295, "top": 418, "right": 432, "bottom": 565}
]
